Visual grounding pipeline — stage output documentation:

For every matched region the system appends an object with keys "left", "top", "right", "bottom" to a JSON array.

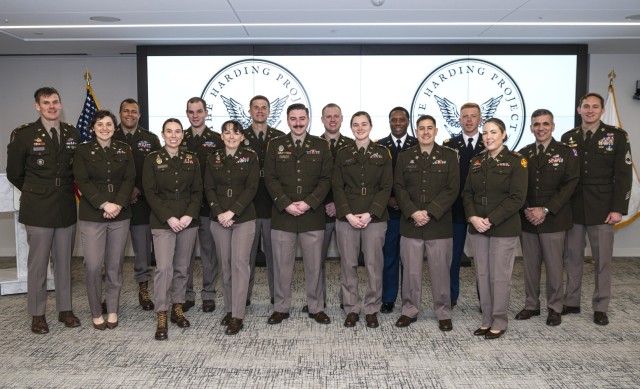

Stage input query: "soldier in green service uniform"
[
  {"left": 515, "top": 109, "right": 579, "bottom": 327},
  {"left": 74, "top": 110, "right": 135, "bottom": 330},
  {"left": 394, "top": 115, "right": 459, "bottom": 331},
  {"left": 7, "top": 86, "right": 82, "bottom": 334},
  {"left": 264, "top": 103, "right": 333, "bottom": 326},
  {"left": 181, "top": 97, "right": 224, "bottom": 314},
  {"left": 205, "top": 120, "right": 259, "bottom": 335},
  {"left": 333, "top": 111, "right": 392, "bottom": 329},
  {"left": 561, "top": 93, "right": 633, "bottom": 326},
  {"left": 463, "top": 117, "right": 528, "bottom": 340},
  {"left": 142, "top": 118, "right": 202, "bottom": 341},
  {"left": 113, "top": 98, "right": 161, "bottom": 312}
]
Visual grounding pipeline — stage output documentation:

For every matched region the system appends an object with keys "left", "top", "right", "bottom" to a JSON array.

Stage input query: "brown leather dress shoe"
[
  {"left": 309, "top": 311, "right": 331, "bottom": 324},
  {"left": 138, "top": 282, "right": 154, "bottom": 311},
  {"left": 546, "top": 309, "right": 561, "bottom": 326},
  {"left": 485, "top": 330, "right": 505, "bottom": 339},
  {"left": 267, "top": 311, "right": 290, "bottom": 324},
  {"left": 221, "top": 312, "right": 232, "bottom": 326},
  {"left": 155, "top": 311, "right": 168, "bottom": 340},
  {"left": 515, "top": 309, "right": 541, "bottom": 320},
  {"left": 32, "top": 315, "right": 49, "bottom": 334},
  {"left": 365, "top": 313, "right": 379, "bottom": 328},
  {"left": 58, "top": 311, "right": 81, "bottom": 328},
  {"left": 225, "top": 318, "right": 244, "bottom": 335},
  {"left": 473, "top": 327, "right": 490, "bottom": 336},
  {"left": 202, "top": 300, "right": 216, "bottom": 313},
  {"left": 170, "top": 303, "right": 190, "bottom": 328},
  {"left": 106, "top": 320, "right": 119, "bottom": 330},
  {"left": 344, "top": 313, "right": 359, "bottom": 327},
  {"left": 561, "top": 305, "right": 581, "bottom": 315},
  {"left": 93, "top": 319, "right": 107, "bottom": 331},
  {"left": 395, "top": 315, "right": 417, "bottom": 328},
  {"left": 438, "top": 319, "right": 453, "bottom": 331},
  {"left": 594, "top": 311, "right": 609, "bottom": 326}
]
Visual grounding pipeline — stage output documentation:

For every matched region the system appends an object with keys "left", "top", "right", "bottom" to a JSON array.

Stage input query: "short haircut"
[
  {"left": 416, "top": 114, "right": 436, "bottom": 127},
  {"left": 186, "top": 97, "right": 207, "bottom": 111},
  {"left": 220, "top": 119, "right": 244, "bottom": 134},
  {"left": 250, "top": 95, "right": 270, "bottom": 109},
  {"left": 388, "top": 106, "right": 409, "bottom": 120},
  {"left": 162, "top": 118, "right": 183, "bottom": 132},
  {"left": 34, "top": 87, "right": 61, "bottom": 103},
  {"left": 579, "top": 93, "right": 605, "bottom": 107},
  {"left": 531, "top": 109, "right": 554, "bottom": 120},
  {"left": 350, "top": 111, "right": 372, "bottom": 127},
  {"left": 322, "top": 103, "right": 342, "bottom": 116},
  {"left": 460, "top": 102, "right": 481, "bottom": 113},
  {"left": 287, "top": 103, "right": 309, "bottom": 116},
  {"left": 119, "top": 98, "right": 139, "bottom": 112},
  {"left": 90, "top": 110, "right": 118, "bottom": 129}
]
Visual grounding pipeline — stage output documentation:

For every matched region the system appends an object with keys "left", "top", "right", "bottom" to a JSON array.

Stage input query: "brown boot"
[
  {"left": 155, "top": 311, "right": 168, "bottom": 340},
  {"left": 138, "top": 282, "right": 154, "bottom": 311},
  {"left": 171, "top": 303, "right": 190, "bottom": 328}
]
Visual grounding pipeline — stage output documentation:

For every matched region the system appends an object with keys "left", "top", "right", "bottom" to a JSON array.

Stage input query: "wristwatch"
[{"left": 542, "top": 207, "right": 549, "bottom": 214}]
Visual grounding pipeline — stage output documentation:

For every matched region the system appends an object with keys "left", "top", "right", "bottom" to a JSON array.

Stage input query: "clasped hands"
[
  {"left": 286, "top": 201, "right": 311, "bottom": 216},
  {"left": 167, "top": 215, "right": 193, "bottom": 233}
]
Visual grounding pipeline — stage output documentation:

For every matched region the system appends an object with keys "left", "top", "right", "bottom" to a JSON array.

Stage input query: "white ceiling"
[{"left": 1, "top": 0, "right": 639, "bottom": 56}]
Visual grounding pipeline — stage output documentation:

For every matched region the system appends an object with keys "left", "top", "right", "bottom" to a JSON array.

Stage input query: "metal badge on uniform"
[
  {"left": 36, "top": 159, "right": 44, "bottom": 166},
  {"left": 244, "top": 140, "right": 250, "bottom": 146},
  {"left": 521, "top": 158, "right": 527, "bottom": 168},
  {"left": 278, "top": 145, "right": 284, "bottom": 152},
  {"left": 568, "top": 137, "right": 577, "bottom": 147},
  {"left": 156, "top": 155, "right": 163, "bottom": 164}
]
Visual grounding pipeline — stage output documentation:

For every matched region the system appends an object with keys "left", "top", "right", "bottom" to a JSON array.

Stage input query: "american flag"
[{"left": 76, "top": 84, "right": 101, "bottom": 142}]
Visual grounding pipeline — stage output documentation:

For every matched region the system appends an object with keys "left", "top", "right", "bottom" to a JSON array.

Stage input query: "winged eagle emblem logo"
[
  {"left": 221, "top": 95, "right": 289, "bottom": 129},
  {"left": 434, "top": 95, "right": 503, "bottom": 137}
]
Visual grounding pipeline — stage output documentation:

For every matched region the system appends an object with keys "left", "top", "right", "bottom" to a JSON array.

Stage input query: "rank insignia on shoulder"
[{"left": 521, "top": 158, "right": 527, "bottom": 168}]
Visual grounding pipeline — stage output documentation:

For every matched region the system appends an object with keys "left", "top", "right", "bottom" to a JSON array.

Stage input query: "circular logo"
[
  {"left": 201, "top": 59, "right": 311, "bottom": 131},
  {"left": 411, "top": 58, "right": 526, "bottom": 150},
  {"left": 36, "top": 158, "right": 44, "bottom": 166}
]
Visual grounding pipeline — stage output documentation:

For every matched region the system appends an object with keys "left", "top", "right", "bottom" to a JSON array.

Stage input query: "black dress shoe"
[
  {"left": 267, "top": 311, "right": 290, "bottom": 325},
  {"left": 202, "top": 300, "right": 216, "bottom": 313},
  {"left": 473, "top": 327, "right": 490, "bottom": 336},
  {"left": 302, "top": 305, "right": 309, "bottom": 313},
  {"left": 58, "top": 311, "right": 81, "bottom": 328},
  {"left": 365, "top": 313, "right": 379, "bottom": 328},
  {"left": 438, "top": 319, "right": 453, "bottom": 331},
  {"left": 225, "top": 318, "right": 244, "bottom": 335},
  {"left": 93, "top": 319, "right": 107, "bottom": 331},
  {"left": 561, "top": 305, "right": 581, "bottom": 315},
  {"left": 270, "top": 297, "right": 274, "bottom": 305},
  {"left": 395, "top": 315, "right": 417, "bottom": 328},
  {"left": 101, "top": 301, "right": 107, "bottom": 314},
  {"left": 451, "top": 300, "right": 457, "bottom": 308},
  {"left": 309, "top": 311, "right": 331, "bottom": 324},
  {"left": 220, "top": 312, "right": 232, "bottom": 325},
  {"left": 515, "top": 309, "right": 541, "bottom": 320},
  {"left": 380, "top": 303, "right": 394, "bottom": 314},
  {"left": 546, "top": 310, "right": 561, "bottom": 326},
  {"left": 32, "top": 315, "right": 49, "bottom": 334},
  {"left": 344, "top": 313, "right": 359, "bottom": 327},
  {"left": 182, "top": 300, "right": 195, "bottom": 312},
  {"left": 245, "top": 299, "right": 251, "bottom": 307},
  {"left": 485, "top": 330, "right": 505, "bottom": 339},
  {"left": 594, "top": 311, "right": 609, "bottom": 326},
  {"left": 340, "top": 303, "right": 344, "bottom": 310}
]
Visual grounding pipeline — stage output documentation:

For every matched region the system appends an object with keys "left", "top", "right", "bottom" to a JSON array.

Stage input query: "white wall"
[{"left": 0, "top": 53, "right": 639, "bottom": 257}]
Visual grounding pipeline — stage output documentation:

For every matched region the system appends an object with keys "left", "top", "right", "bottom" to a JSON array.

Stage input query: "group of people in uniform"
[{"left": 7, "top": 87, "right": 632, "bottom": 341}]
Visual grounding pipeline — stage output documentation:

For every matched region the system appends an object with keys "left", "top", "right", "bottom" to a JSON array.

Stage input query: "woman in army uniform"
[
  {"left": 142, "top": 118, "right": 202, "bottom": 341},
  {"left": 332, "top": 111, "right": 393, "bottom": 329},
  {"left": 462, "top": 118, "right": 528, "bottom": 339},
  {"left": 204, "top": 120, "right": 259, "bottom": 335},
  {"left": 74, "top": 110, "right": 135, "bottom": 330}
]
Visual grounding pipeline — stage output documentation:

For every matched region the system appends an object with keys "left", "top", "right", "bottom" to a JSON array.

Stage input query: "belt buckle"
[
  {"left": 107, "top": 184, "right": 114, "bottom": 193},
  {"left": 481, "top": 196, "right": 488, "bottom": 206},
  {"left": 227, "top": 188, "right": 233, "bottom": 197},
  {"left": 259, "top": 169, "right": 264, "bottom": 178},
  {"left": 296, "top": 186, "right": 302, "bottom": 194},
  {"left": 55, "top": 178, "right": 61, "bottom": 187},
  {"left": 361, "top": 187, "right": 367, "bottom": 196}
]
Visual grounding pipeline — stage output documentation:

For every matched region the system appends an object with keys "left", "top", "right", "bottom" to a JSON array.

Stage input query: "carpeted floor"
[{"left": 0, "top": 256, "right": 639, "bottom": 388}]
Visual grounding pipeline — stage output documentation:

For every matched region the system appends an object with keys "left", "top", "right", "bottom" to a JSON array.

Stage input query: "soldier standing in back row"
[
  {"left": 7, "top": 86, "right": 81, "bottom": 334},
  {"left": 113, "top": 98, "right": 161, "bottom": 312},
  {"left": 561, "top": 93, "right": 632, "bottom": 326}
]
